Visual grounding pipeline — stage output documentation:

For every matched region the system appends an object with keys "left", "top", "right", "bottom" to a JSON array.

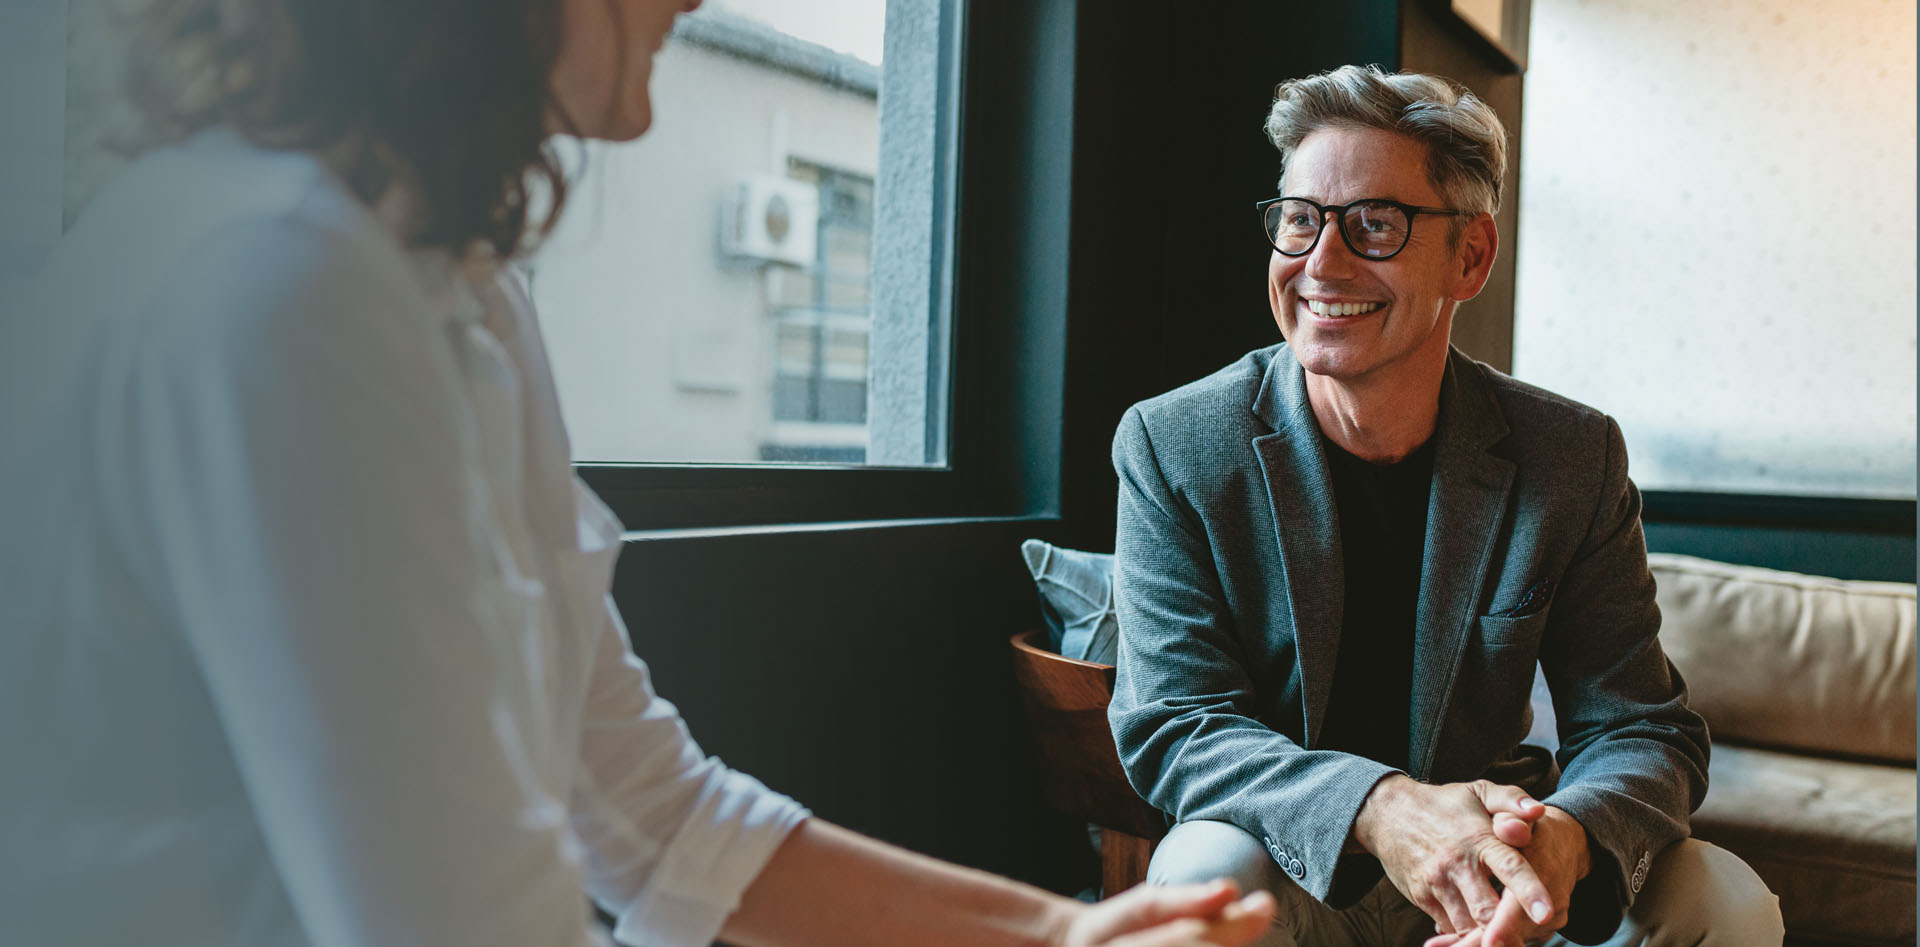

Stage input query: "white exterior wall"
[
  {"left": 531, "top": 40, "right": 879, "bottom": 464},
  {"left": 1513, "top": 0, "right": 1916, "bottom": 498}
]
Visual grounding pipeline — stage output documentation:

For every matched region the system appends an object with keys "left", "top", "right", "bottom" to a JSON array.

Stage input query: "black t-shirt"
[{"left": 1315, "top": 432, "right": 1435, "bottom": 772}]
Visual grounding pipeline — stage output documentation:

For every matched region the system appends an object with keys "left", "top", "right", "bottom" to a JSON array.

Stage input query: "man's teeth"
[{"left": 1306, "top": 300, "right": 1384, "bottom": 317}]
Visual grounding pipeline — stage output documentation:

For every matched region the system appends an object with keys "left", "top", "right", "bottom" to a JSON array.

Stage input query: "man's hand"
[
  {"left": 1062, "top": 881, "right": 1278, "bottom": 947},
  {"left": 1352, "top": 776, "right": 1553, "bottom": 935},
  {"left": 1420, "top": 806, "right": 1591, "bottom": 947}
]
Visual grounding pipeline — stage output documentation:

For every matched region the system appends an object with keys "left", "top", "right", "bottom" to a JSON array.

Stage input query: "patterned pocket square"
[{"left": 1504, "top": 577, "right": 1555, "bottom": 618}]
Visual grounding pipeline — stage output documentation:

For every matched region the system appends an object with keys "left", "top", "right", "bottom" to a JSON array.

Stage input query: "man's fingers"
[
  {"left": 1409, "top": 888, "right": 1456, "bottom": 935},
  {"left": 1426, "top": 868, "right": 1481, "bottom": 936},
  {"left": 1480, "top": 889, "right": 1537, "bottom": 947},
  {"left": 1479, "top": 844, "right": 1553, "bottom": 925},
  {"left": 1449, "top": 859, "right": 1502, "bottom": 926},
  {"left": 1490, "top": 811, "right": 1533, "bottom": 848},
  {"left": 1471, "top": 780, "right": 1544, "bottom": 822}
]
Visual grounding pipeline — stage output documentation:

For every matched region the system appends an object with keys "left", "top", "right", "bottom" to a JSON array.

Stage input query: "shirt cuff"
[{"left": 610, "top": 769, "right": 810, "bottom": 947}]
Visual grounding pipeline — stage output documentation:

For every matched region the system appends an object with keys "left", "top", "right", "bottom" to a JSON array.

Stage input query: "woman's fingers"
[
  {"left": 1096, "top": 892, "right": 1277, "bottom": 947},
  {"left": 1093, "top": 879, "right": 1241, "bottom": 934},
  {"left": 1075, "top": 883, "right": 1276, "bottom": 947},
  {"left": 1200, "top": 892, "right": 1278, "bottom": 946}
]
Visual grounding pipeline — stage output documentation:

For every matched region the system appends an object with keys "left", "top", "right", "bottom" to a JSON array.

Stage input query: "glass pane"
[
  {"left": 775, "top": 320, "right": 817, "bottom": 373},
  {"left": 1348, "top": 202, "right": 1409, "bottom": 257},
  {"left": 1270, "top": 199, "right": 1321, "bottom": 253},
  {"left": 823, "top": 326, "right": 869, "bottom": 378},
  {"left": 528, "top": 0, "right": 949, "bottom": 467}
]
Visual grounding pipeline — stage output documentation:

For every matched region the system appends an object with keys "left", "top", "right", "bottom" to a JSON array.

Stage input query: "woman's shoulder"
[
  {"left": 43, "top": 130, "right": 458, "bottom": 382},
  {"left": 52, "top": 130, "right": 430, "bottom": 336}
]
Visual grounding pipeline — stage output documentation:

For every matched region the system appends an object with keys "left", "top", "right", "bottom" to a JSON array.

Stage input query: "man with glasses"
[{"left": 1107, "top": 65, "right": 1780, "bottom": 947}]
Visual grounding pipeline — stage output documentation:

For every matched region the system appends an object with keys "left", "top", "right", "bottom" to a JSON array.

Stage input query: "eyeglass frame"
[{"left": 1256, "top": 196, "right": 1473, "bottom": 261}]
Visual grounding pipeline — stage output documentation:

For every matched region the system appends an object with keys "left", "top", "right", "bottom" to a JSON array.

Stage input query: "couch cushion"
[
  {"left": 1020, "top": 540, "right": 1120, "bottom": 665},
  {"left": 1692, "top": 743, "right": 1916, "bottom": 945},
  {"left": 1649, "top": 553, "right": 1917, "bottom": 765}
]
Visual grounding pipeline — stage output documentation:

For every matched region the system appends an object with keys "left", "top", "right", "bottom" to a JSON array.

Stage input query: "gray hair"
[{"left": 1264, "top": 65, "right": 1508, "bottom": 230}]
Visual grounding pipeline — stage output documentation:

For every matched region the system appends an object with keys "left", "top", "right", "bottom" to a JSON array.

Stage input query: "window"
[
  {"left": 1514, "top": 0, "right": 1915, "bottom": 500},
  {"left": 538, "top": 0, "right": 1075, "bottom": 530},
  {"left": 765, "top": 163, "right": 874, "bottom": 462},
  {"left": 529, "top": 0, "right": 947, "bottom": 470}
]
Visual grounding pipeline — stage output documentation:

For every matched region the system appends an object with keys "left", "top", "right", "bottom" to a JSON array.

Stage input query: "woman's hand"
[{"left": 1060, "top": 880, "right": 1277, "bottom": 947}]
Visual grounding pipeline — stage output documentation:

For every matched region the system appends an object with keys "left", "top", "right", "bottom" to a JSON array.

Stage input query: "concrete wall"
[{"left": 531, "top": 35, "right": 880, "bottom": 464}]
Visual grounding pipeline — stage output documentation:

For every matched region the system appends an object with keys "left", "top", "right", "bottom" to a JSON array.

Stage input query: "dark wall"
[
  {"left": 1054, "top": 0, "right": 1523, "bottom": 553},
  {"left": 1640, "top": 493, "right": 1917, "bottom": 583},
  {"left": 1399, "top": 0, "right": 1523, "bottom": 373},
  {"left": 613, "top": 520, "right": 1094, "bottom": 891}
]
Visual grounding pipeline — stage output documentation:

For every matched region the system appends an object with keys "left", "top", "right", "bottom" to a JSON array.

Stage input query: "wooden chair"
[{"left": 1008, "top": 630, "right": 1167, "bottom": 896}]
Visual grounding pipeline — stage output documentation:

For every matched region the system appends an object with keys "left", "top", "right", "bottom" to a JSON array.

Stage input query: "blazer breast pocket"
[
  {"left": 1476, "top": 606, "right": 1551, "bottom": 651},
  {"left": 1499, "top": 577, "right": 1555, "bottom": 618}
]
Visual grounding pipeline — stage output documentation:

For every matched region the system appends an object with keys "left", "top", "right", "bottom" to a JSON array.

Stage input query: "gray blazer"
[{"left": 1108, "top": 343, "right": 1708, "bottom": 941}]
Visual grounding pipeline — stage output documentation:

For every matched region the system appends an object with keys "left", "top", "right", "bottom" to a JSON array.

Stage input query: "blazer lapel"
[
  {"left": 1408, "top": 349, "right": 1516, "bottom": 779},
  {"left": 1250, "top": 347, "right": 1344, "bottom": 748}
]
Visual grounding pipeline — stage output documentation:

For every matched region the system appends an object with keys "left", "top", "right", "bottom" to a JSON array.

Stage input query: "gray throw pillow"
[{"left": 1020, "top": 539, "right": 1120, "bottom": 666}]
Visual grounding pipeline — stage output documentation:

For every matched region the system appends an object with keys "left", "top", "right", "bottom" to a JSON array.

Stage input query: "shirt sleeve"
[
  {"left": 568, "top": 595, "right": 809, "bottom": 947},
  {"left": 111, "top": 213, "right": 605, "bottom": 947}
]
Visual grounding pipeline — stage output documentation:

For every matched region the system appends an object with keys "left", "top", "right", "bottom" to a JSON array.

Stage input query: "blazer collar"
[
  {"left": 1249, "top": 348, "right": 1341, "bottom": 745},
  {"left": 1249, "top": 345, "right": 1515, "bottom": 769}
]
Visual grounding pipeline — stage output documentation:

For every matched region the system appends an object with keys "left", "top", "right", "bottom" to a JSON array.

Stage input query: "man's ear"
[{"left": 1450, "top": 212, "right": 1499, "bottom": 302}]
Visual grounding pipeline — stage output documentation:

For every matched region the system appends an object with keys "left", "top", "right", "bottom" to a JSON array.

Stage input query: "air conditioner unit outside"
[{"left": 720, "top": 175, "right": 818, "bottom": 266}]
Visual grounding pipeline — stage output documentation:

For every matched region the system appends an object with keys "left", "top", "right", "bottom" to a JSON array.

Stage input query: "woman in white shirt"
[{"left": 0, "top": 1, "right": 1273, "bottom": 945}]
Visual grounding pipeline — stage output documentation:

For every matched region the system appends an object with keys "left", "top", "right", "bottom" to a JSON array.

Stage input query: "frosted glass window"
[{"left": 1514, "top": 0, "right": 1915, "bottom": 499}]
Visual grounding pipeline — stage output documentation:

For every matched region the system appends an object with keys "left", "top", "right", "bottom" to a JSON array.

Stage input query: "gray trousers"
[{"left": 1147, "top": 821, "right": 1783, "bottom": 947}]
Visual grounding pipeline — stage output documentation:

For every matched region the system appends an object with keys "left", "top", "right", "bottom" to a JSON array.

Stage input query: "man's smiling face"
[{"left": 1268, "top": 125, "right": 1491, "bottom": 385}]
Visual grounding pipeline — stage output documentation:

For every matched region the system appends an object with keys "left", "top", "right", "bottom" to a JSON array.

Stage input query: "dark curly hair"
[{"left": 131, "top": 0, "right": 572, "bottom": 257}]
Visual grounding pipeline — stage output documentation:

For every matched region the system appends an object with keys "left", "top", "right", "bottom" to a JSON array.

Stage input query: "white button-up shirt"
[{"left": 0, "top": 129, "right": 807, "bottom": 947}]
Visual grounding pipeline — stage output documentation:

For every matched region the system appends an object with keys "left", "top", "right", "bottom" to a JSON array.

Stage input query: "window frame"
[{"left": 577, "top": 0, "right": 1077, "bottom": 533}]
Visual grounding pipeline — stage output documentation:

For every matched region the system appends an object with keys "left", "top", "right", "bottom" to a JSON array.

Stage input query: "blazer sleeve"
[
  {"left": 1107, "top": 407, "right": 1398, "bottom": 906},
  {"left": 1540, "top": 416, "right": 1711, "bottom": 944}
]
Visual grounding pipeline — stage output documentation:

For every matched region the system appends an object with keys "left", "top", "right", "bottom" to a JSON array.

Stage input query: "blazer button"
[
  {"left": 1629, "top": 852, "right": 1651, "bottom": 894},
  {"left": 1279, "top": 851, "right": 1306, "bottom": 880},
  {"left": 1262, "top": 836, "right": 1307, "bottom": 881}
]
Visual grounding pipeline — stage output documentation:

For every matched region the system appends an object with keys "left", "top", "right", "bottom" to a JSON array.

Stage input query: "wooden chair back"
[{"left": 1008, "top": 630, "right": 1167, "bottom": 843}]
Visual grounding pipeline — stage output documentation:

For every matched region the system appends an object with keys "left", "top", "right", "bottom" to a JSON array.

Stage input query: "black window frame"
[{"left": 579, "top": 0, "right": 1076, "bottom": 533}]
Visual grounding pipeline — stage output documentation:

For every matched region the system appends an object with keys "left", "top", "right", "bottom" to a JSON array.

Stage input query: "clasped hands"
[{"left": 1352, "top": 775, "right": 1591, "bottom": 947}]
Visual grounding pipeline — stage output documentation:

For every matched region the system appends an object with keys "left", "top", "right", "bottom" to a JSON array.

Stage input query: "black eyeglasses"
[{"left": 1257, "top": 197, "right": 1470, "bottom": 261}]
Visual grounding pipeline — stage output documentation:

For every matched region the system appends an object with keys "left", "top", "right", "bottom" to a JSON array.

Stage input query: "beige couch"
[{"left": 1650, "top": 553, "right": 1916, "bottom": 947}]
